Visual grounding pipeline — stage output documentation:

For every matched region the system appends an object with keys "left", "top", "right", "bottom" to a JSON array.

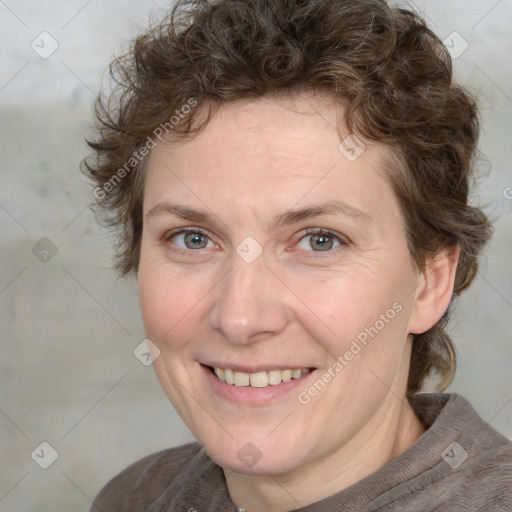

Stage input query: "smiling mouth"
[{"left": 209, "top": 366, "right": 313, "bottom": 388}]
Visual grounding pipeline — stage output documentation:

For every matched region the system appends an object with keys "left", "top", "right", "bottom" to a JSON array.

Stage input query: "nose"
[{"left": 208, "top": 250, "right": 290, "bottom": 345}]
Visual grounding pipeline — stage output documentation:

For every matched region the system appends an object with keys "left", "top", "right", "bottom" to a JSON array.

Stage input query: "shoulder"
[
  {"left": 88, "top": 442, "right": 205, "bottom": 512},
  {"left": 440, "top": 429, "right": 512, "bottom": 511},
  {"left": 410, "top": 393, "right": 512, "bottom": 510}
]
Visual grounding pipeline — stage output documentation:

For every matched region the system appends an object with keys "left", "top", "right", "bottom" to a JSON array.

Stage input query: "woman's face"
[{"left": 138, "top": 94, "right": 424, "bottom": 475}]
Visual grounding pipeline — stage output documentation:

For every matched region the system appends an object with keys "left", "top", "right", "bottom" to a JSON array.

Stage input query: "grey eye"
[
  {"left": 297, "top": 232, "right": 342, "bottom": 252},
  {"left": 184, "top": 232, "right": 209, "bottom": 249},
  {"left": 170, "top": 231, "right": 214, "bottom": 250}
]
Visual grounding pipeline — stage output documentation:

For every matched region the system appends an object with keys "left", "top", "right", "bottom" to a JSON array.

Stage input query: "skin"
[{"left": 138, "top": 93, "right": 459, "bottom": 512}]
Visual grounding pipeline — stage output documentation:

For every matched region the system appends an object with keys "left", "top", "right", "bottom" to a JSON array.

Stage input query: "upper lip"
[{"left": 201, "top": 362, "right": 315, "bottom": 373}]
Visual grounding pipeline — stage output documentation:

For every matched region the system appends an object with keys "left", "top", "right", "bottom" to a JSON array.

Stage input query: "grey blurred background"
[{"left": 0, "top": 1, "right": 511, "bottom": 510}]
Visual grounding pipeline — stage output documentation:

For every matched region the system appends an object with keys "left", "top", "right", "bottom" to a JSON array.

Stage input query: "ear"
[{"left": 408, "top": 245, "right": 460, "bottom": 335}]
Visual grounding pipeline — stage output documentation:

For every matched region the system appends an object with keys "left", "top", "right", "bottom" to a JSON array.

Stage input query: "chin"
[{"left": 199, "top": 433, "right": 311, "bottom": 476}]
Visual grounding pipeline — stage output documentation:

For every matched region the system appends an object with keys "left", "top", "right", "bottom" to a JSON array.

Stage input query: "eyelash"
[
  {"left": 163, "top": 228, "right": 215, "bottom": 252},
  {"left": 163, "top": 227, "right": 348, "bottom": 256},
  {"left": 297, "top": 228, "right": 348, "bottom": 257}
]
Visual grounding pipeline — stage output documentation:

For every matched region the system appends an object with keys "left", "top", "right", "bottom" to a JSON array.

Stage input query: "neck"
[{"left": 225, "top": 395, "right": 426, "bottom": 512}]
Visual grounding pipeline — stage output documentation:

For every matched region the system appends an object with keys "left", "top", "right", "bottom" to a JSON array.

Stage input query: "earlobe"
[{"left": 408, "top": 245, "right": 460, "bottom": 335}]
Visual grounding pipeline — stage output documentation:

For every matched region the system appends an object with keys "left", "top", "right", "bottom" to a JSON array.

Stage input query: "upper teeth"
[{"left": 213, "top": 367, "right": 310, "bottom": 387}]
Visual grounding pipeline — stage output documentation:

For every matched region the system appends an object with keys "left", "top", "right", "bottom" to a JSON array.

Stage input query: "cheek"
[
  {"left": 138, "top": 262, "right": 210, "bottom": 351},
  {"left": 288, "top": 267, "right": 404, "bottom": 355}
]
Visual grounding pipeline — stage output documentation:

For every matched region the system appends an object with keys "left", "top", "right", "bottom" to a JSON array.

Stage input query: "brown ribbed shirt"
[{"left": 90, "top": 393, "right": 512, "bottom": 511}]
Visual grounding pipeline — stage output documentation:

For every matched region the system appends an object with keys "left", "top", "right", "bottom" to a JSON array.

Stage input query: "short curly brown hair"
[{"left": 83, "top": 0, "right": 493, "bottom": 394}]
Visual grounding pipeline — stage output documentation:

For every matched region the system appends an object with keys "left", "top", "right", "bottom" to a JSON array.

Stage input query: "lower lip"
[{"left": 201, "top": 364, "right": 315, "bottom": 405}]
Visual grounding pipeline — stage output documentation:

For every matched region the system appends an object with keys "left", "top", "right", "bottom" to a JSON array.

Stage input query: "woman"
[{"left": 84, "top": 0, "right": 512, "bottom": 510}]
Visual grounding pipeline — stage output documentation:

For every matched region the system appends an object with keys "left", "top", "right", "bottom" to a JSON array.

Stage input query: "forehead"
[{"left": 143, "top": 93, "right": 400, "bottom": 225}]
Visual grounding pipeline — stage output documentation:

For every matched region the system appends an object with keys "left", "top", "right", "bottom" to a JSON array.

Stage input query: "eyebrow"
[
  {"left": 271, "top": 200, "right": 372, "bottom": 228},
  {"left": 145, "top": 199, "right": 372, "bottom": 230}
]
